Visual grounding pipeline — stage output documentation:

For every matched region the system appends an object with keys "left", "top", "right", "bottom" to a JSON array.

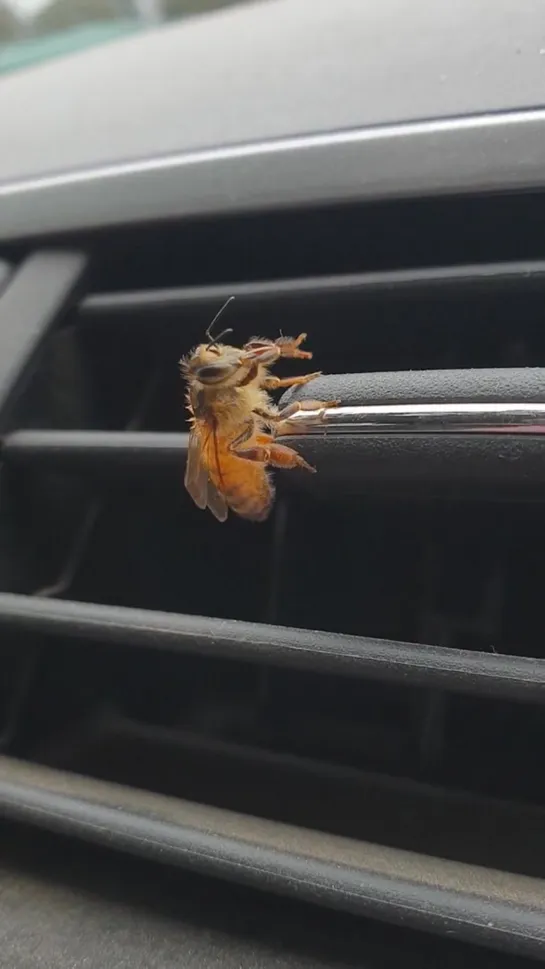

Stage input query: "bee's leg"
[
  {"left": 230, "top": 433, "right": 316, "bottom": 473},
  {"left": 255, "top": 398, "right": 339, "bottom": 427},
  {"left": 229, "top": 419, "right": 255, "bottom": 450},
  {"left": 240, "top": 345, "right": 279, "bottom": 368},
  {"left": 274, "top": 333, "right": 313, "bottom": 360},
  {"left": 262, "top": 372, "right": 322, "bottom": 391},
  {"left": 279, "top": 399, "right": 339, "bottom": 420},
  {"left": 242, "top": 333, "right": 313, "bottom": 367}
]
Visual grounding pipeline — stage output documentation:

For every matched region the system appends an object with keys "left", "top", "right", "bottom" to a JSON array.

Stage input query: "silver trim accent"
[
  {"left": 0, "top": 109, "right": 540, "bottom": 197},
  {"left": 283, "top": 402, "right": 545, "bottom": 435},
  {"left": 4, "top": 107, "right": 545, "bottom": 241}
]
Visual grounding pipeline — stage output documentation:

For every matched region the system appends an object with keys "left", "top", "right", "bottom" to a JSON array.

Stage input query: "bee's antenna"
[{"left": 206, "top": 296, "right": 235, "bottom": 347}]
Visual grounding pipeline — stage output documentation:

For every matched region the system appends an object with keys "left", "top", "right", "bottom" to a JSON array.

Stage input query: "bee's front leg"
[
  {"left": 242, "top": 332, "right": 313, "bottom": 367},
  {"left": 273, "top": 333, "right": 313, "bottom": 360}
]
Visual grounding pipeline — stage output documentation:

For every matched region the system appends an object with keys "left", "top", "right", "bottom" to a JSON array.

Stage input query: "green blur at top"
[{"left": 0, "top": 0, "right": 246, "bottom": 76}]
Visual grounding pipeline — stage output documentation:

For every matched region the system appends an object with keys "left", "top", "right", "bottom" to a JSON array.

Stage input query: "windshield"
[{"left": 0, "top": 1, "right": 245, "bottom": 74}]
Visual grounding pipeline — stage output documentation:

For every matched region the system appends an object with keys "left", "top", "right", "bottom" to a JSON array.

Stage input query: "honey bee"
[{"left": 180, "top": 298, "right": 337, "bottom": 522}]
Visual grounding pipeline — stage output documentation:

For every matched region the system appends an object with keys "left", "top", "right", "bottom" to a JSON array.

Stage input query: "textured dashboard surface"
[{"left": 283, "top": 369, "right": 545, "bottom": 407}]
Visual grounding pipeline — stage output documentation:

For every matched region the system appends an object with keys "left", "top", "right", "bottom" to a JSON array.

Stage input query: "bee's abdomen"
[
  {"left": 230, "top": 491, "right": 273, "bottom": 522},
  {"left": 207, "top": 448, "right": 274, "bottom": 522}
]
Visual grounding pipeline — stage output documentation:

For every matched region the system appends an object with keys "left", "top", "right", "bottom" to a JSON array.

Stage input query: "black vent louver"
[{"left": 3, "top": 198, "right": 545, "bottom": 964}]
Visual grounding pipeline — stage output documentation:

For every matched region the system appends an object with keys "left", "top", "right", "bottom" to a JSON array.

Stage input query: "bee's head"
[
  {"left": 180, "top": 296, "right": 248, "bottom": 386},
  {"left": 182, "top": 341, "right": 244, "bottom": 386}
]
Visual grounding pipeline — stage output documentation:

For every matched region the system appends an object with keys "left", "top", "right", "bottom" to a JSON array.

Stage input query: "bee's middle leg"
[
  {"left": 262, "top": 372, "right": 322, "bottom": 391},
  {"left": 254, "top": 399, "right": 339, "bottom": 432},
  {"left": 229, "top": 420, "right": 255, "bottom": 450}
]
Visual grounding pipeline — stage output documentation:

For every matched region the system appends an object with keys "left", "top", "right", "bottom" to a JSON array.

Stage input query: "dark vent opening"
[
  {"left": 6, "top": 630, "right": 545, "bottom": 881},
  {"left": 77, "top": 191, "right": 545, "bottom": 290},
  {"left": 16, "top": 268, "right": 545, "bottom": 441},
  {"left": 6, "top": 190, "right": 545, "bottom": 292},
  {"left": 3, "top": 228, "right": 545, "bottom": 956}
]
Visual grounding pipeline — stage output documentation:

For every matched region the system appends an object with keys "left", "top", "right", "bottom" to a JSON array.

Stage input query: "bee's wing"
[
  {"left": 184, "top": 428, "right": 208, "bottom": 510},
  {"left": 205, "top": 477, "right": 228, "bottom": 522},
  {"left": 206, "top": 426, "right": 228, "bottom": 522},
  {"left": 184, "top": 427, "right": 228, "bottom": 522}
]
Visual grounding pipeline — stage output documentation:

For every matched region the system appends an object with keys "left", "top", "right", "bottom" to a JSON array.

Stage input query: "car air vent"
[{"left": 2, "top": 215, "right": 545, "bottom": 964}]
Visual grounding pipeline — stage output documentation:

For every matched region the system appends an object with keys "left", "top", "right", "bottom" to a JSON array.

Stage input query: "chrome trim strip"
[{"left": 283, "top": 402, "right": 545, "bottom": 435}]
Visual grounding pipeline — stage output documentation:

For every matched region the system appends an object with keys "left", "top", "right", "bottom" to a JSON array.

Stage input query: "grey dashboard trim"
[
  {"left": 1, "top": 108, "right": 545, "bottom": 242},
  {"left": 0, "top": 261, "right": 11, "bottom": 292}
]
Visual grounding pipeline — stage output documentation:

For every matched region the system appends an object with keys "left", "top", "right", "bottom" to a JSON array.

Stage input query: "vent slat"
[
  {"left": 0, "top": 757, "right": 544, "bottom": 960},
  {"left": 0, "top": 592, "right": 543, "bottom": 700},
  {"left": 7, "top": 426, "right": 545, "bottom": 496},
  {"left": 3, "top": 430, "right": 188, "bottom": 472},
  {"left": 0, "top": 251, "right": 87, "bottom": 431},
  {"left": 80, "top": 259, "right": 545, "bottom": 318},
  {"left": 0, "top": 259, "right": 11, "bottom": 294}
]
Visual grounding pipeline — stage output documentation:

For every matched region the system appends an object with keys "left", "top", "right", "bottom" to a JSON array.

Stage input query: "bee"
[{"left": 180, "top": 298, "right": 337, "bottom": 522}]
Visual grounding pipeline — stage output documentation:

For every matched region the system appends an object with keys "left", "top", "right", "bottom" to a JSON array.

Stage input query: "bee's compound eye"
[{"left": 197, "top": 365, "right": 228, "bottom": 380}]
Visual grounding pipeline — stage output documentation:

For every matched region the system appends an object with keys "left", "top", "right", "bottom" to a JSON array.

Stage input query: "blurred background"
[{"left": 0, "top": 0, "right": 249, "bottom": 73}]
